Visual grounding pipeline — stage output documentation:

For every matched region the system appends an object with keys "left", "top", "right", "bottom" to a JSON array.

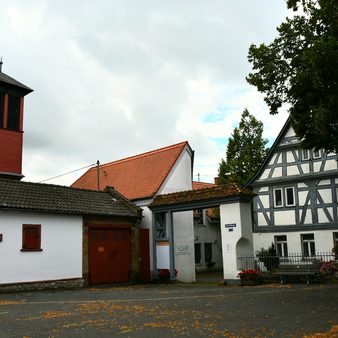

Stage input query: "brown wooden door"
[
  {"left": 89, "top": 228, "right": 131, "bottom": 284},
  {"left": 139, "top": 228, "right": 150, "bottom": 283}
]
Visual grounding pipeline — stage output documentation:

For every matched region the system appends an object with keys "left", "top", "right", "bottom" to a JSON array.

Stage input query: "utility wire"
[{"left": 38, "top": 163, "right": 96, "bottom": 183}]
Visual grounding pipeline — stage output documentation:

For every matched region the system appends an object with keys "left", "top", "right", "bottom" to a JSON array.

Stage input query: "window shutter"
[{"left": 22, "top": 224, "right": 41, "bottom": 250}]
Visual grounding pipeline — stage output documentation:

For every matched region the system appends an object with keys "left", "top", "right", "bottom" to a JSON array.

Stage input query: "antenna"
[
  {"left": 0, "top": 57, "right": 3, "bottom": 73},
  {"left": 96, "top": 160, "right": 100, "bottom": 191}
]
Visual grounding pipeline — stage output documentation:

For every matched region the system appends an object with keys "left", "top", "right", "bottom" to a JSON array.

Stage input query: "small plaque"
[
  {"left": 98, "top": 246, "right": 104, "bottom": 252},
  {"left": 224, "top": 223, "right": 236, "bottom": 228}
]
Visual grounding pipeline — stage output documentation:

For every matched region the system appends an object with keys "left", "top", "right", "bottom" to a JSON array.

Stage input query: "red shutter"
[{"left": 22, "top": 224, "right": 41, "bottom": 250}]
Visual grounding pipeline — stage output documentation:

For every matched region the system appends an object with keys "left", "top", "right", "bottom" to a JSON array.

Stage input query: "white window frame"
[
  {"left": 301, "top": 234, "right": 316, "bottom": 257},
  {"left": 285, "top": 187, "right": 295, "bottom": 206},
  {"left": 273, "top": 188, "right": 283, "bottom": 207},
  {"left": 275, "top": 235, "right": 288, "bottom": 257},
  {"left": 302, "top": 149, "right": 309, "bottom": 161},
  {"left": 313, "top": 149, "right": 321, "bottom": 159}
]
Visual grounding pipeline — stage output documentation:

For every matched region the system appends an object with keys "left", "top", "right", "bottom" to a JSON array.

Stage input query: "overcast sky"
[{"left": 1, "top": 0, "right": 290, "bottom": 186}]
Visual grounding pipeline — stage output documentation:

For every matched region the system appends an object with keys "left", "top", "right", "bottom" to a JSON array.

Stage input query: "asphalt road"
[{"left": 0, "top": 283, "right": 337, "bottom": 337}]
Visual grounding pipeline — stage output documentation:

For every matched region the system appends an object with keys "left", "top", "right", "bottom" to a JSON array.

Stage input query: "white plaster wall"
[
  {"left": 274, "top": 210, "right": 295, "bottom": 225},
  {"left": 158, "top": 147, "right": 193, "bottom": 194},
  {"left": 324, "top": 159, "right": 338, "bottom": 171},
  {"left": 272, "top": 167, "right": 282, "bottom": 178},
  {"left": 135, "top": 145, "right": 195, "bottom": 282},
  {"left": 220, "top": 202, "right": 253, "bottom": 280},
  {"left": 173, "top": 211, "right": 195, "bottom": 282},
  {"left": 317, "top": 189, "right": 332, "bottom": 204},
  {"left": 0, "top": 211, "right": 83, "bottom": 284},
  {"left": 253, "top": 230, "right": 337, "bottom": 254},
  {"left": 287, "top": 165, "right": 300, "bottom": 176}
]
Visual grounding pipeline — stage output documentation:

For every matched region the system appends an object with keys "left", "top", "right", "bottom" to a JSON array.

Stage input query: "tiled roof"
[
  {"left": 0, "top": 178, "right": 141, "bottom": 218},
  {"left": 149, "top": 183, "right": 255, "bottom": 208},
  {"left": 71, "top": 141, "right": 190, "bottom": 200},
  {"left": 192, "top": 181, "right": 215, "bottom": 190},
  {"left": 0, "top": 71, "right": 33, "bottom": 95}
]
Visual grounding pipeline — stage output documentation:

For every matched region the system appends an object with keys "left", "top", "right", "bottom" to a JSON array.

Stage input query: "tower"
[{"left": 0, "top": 60, "right": 33, "bottom": 179}]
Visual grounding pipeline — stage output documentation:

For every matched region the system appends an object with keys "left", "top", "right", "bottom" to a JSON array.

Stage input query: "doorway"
[{"left": 89, "top": 227, "right": 131, "bottom": 284}]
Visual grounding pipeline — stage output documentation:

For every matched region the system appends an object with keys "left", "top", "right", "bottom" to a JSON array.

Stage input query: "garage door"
[{"left": 89, "top": 228, "right": 131, "bottom": 284}]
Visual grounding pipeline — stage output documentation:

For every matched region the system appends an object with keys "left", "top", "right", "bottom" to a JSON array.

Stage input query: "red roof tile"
[
  {"left": 149, "top": 183, "right": 255, "bottom": 208},
  {"left": 192, "top": 181, "right": 215, "bottom": 190},
  {"left": 71, "top": 142, "right": 190, "bottom": 200}
]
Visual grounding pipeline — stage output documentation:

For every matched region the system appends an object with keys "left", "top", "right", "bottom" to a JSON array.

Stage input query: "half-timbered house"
[{"left": 248, "top": 117, "right": 338, "bottom": 255}]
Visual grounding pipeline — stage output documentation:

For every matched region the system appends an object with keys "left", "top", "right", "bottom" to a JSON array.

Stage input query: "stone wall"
[{"left": 0, "top": 278, "right": 84, "bottom": 293}]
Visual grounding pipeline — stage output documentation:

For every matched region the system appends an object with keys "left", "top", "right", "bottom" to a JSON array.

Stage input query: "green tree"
[
  {"left": 218, "top": 109, "right": 268, "bottom": 186},
  {"left": 247, "top": 0, "right": 338, "bottom": 153}
]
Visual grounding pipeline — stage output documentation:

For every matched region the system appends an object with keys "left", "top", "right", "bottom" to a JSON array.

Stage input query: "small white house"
[{"left": 0, "top": 178, "right": 142, "bottom": 291}]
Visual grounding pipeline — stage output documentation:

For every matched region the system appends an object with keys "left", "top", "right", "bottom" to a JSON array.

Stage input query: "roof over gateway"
[
  {"left": 71, "top": 141, "right": 192, "bottom": 200},
  {"left": 149, "top": 183, "right": 255, "bottom": 212},
  {"left": 0, "top": 178, "right": 141, "bottom": 218}
]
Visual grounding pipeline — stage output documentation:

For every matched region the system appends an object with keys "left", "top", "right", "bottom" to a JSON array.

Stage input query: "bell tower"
[{"left": 0, "top": 60, "right": 33, "bottom": 180}]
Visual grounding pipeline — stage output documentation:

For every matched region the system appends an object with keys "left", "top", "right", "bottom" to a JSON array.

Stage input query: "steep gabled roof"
[
  {"left": 0, "top": 71, "right": 33, "bottom": 95},
  {"left": 0, "top": 178, "right": 141, "bottom": 218},
  {"left": 246, "top": 116, "right": 291, "bottom": 186},
  {"left": 71, "top": 141, "right": 192, "bottom": 200}
]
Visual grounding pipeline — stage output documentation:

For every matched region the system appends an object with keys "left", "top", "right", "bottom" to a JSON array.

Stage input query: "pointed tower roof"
[{"left": 0, "top": 61, "right": 33, "bottom": 95}]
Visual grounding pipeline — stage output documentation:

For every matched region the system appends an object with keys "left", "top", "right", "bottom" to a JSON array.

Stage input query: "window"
[
  {"left": 302, "top": 149, "right": 309, "bottom": 160},
  {"left": 274, "top": 188, "right": 283, "bottom": 207},
  {"left": 22, "top": 224, "right": 42, "bottom": 251},
  {"left": 204, "top": 243, "right": 213, "bottom": 263},
  {"left": 333, "top": 233, "right": 338, "bottom": 249},
  {"left": 285, "top": 187, "right": 295, "bottom": 206},
  {"left": 313, "top": 149, "right": 321, "bottom": 159},
  {"left": 301, "top": 234, "right": 315, "bottom": 257},
  {"left": 194, "top": 243, "right": 201, "bottom": 264},
  {"left": 194, "top": 209, "right": 204, "bottom": 225},
  {"left": 275, "top": 235, "right": 288, "bottom": 257},
  {"left": 0, "top": 93, "right": 4, "bottom": 128},
  {"left": 7, "top": 95, "right": 21, "bottom": 131}
]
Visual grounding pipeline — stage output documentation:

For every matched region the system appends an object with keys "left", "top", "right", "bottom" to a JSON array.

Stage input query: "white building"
[
  {"left": 72, "top": 142, "right": 196, "bottom": 282},
  {"left": 248, "top": 117, "right": 338, "bottom": 256}
]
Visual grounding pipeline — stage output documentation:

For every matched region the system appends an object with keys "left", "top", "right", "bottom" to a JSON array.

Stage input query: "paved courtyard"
[{"left": 0, "top": 283, "right": 337, "bottom": 337}]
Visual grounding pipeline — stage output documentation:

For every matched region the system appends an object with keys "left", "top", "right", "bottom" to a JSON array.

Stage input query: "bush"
[{"left": 256, "top": 243, "right": 280, "bottom": 271}]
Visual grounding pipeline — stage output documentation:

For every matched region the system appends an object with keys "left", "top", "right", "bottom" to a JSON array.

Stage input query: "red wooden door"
[
  {"left": 89, "top": 228, "right": 131, "bottom": 284},
  {"left": 139, "top": 228, "right": 150, "bottom": 282},
  {"left": 110, "top": 229, "right": 131, "bottom": 282}
]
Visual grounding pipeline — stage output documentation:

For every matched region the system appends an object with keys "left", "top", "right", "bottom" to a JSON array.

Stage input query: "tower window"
[
  {"left": 7, "top": 95, "right": 21, "bottom": 131},
  {"left": 0, "top": 93, "right": 4, "bottom": 128}
]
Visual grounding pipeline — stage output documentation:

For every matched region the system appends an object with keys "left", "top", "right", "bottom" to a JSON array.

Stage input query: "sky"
[{"left": 0, "top": 0, "right": 290, "bottom": 186}]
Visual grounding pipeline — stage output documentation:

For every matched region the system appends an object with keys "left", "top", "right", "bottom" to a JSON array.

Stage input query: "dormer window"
[
  {"left": 302, "top": 149, "right": 309, "bottom": 160},
  {"left": 313, "top": 149, "right": 321, "bottom": 159},
  {"left": 0, "top": 93, "right": 4, "bottom": 128}
]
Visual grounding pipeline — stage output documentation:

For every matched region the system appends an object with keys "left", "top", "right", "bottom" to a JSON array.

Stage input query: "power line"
[{"left": 38, "top": 163, "right": 96, "bottom": 183}]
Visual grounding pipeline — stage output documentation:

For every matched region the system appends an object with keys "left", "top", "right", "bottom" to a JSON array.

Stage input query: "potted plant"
[{"left": 238, "top": 269, "right": 263, "bottom": 286}]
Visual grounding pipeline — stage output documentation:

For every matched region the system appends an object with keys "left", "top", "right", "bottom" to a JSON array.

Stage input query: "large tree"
[
  {"left": 218, "top": 109, "right": 268, "bottom": 186},
  {"left": 247, "top": 0, "right": 338, "bottom": 153}
]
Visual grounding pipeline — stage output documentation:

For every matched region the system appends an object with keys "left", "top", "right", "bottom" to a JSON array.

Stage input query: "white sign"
[{"left": 176, "top": 243, "right": 190, "bottom": 255}]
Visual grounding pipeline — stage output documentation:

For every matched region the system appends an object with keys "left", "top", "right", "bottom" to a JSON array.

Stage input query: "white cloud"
[{"left": 0, "top": 0, "right": 291, "bottom": 185}]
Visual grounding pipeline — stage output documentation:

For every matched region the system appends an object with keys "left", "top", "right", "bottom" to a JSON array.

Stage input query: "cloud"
[{"left": 0, "top": 0, "right": 290, "bottom": 185}]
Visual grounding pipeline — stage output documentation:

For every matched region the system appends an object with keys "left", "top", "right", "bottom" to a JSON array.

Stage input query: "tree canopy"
[
  {"left": 218, "top": 109, "right": 268, "bottom": 186},
  {"left": 247, "top": 0, "right": 338, "bottom": 153}
]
